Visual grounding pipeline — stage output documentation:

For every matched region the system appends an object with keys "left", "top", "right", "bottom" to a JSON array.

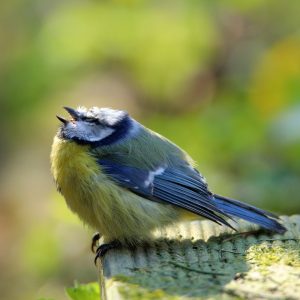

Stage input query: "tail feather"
[{"left": 213, "top": 195, "right": 286, "bottom": 233}]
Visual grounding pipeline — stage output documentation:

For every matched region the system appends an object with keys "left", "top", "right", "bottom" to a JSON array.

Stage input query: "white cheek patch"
[
  {"left": 144, "top": 167, "right": 165, "bottom": 187},
  {"left": 90, "top": 128, "right": 115, "bottom": 142},
  {"left": 66, "top": 122, "right": 115, "bottom": 142}
]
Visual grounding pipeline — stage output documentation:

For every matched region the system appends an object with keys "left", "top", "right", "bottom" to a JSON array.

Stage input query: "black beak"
[
  {"left": 56, "top": 115, "right": 68, "bottom": 124},
  {"left": 64, "top": 106, "right": 80, "bottom": 120}
]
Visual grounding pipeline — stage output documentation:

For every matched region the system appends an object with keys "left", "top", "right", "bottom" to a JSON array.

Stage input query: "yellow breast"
[
  {"left": 50, "top": 136, "right": 179, "bottom": 244},
  {"left": 50, "top": 136, "right": 101, "bottom": 227},
  {"left": 51, "top": 136, "right": 99, "bottom": 193}
]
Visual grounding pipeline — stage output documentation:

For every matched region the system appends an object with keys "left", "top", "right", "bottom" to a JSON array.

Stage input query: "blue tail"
[{"left": 213, "top": 195, "right": 286, "bottom": 233}]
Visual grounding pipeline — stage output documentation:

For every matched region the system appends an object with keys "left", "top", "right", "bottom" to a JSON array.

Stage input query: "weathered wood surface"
[{"left": 98, "top": 215, "right": 300, "bottom": 300}]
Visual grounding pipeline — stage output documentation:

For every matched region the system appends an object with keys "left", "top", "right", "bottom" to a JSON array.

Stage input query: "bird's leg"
[
  {"left": 94, "top": 240, "right": 121, "bottom": 264},
  {"left": 91, "top": 232, "right": 102, "bottom": 253}
]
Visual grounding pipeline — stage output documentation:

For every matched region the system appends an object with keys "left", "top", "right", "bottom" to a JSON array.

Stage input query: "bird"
[{"left": 50, "top": 106, "right": 286, "bottom": 259}]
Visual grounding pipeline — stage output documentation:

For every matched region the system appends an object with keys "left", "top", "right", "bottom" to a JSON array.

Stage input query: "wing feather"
[{"left": 98, "top": 159, "right": 234, "bottom": 228}]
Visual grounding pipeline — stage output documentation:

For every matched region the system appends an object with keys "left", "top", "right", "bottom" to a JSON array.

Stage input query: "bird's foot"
[
  {"left": 91, "top": 232, "right": 102, "bottom": 253},
  {"left": 94, "top": 240, "right": 121, "bottom": 265}
]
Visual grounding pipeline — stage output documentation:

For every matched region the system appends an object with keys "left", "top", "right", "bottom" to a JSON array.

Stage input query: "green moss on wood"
[
  {"left": 110, "top": 239, "right": 300, "bottom": 299},
  {"left": 118, "top": 282, "right": 180, "bottom": 300},
  {"left": 102, "top": 216, "right": 300, "bottom": 299},
  {"left": 246, "top": 242, "right": 300, "bottom": 268}
]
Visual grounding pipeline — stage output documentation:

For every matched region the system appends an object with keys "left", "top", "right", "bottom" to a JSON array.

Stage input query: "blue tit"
[{"left": 51, "top": 106, "right": 286, "bottom": 255}]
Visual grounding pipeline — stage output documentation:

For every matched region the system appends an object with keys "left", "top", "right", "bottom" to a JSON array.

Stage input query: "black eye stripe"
[{"left": 82, "top": 117, "right": 100, "bottom": 124}]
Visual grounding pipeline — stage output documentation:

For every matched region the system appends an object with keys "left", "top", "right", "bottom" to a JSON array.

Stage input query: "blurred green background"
[{"left": 0, "top": 0, "right": 300, "bottom": 299}]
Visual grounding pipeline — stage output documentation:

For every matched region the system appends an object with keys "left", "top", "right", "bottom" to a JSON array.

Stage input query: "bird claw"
[
  {"left": 94, "top": 240, "right": 121, "bottom": 265},
  {"left": 91, "top": 232, "right": 101, "bottom": 253}
]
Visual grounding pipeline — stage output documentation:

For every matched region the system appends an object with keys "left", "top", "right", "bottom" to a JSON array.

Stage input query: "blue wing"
[
  {"left": 99, "top": 158, "right": 286, "bottom": 233},
  {"left": 98, "top": 159, "right": 233, "bottom": 228},
  {"left": 99, "top": 159, "right": 153, "bottom": 196}
]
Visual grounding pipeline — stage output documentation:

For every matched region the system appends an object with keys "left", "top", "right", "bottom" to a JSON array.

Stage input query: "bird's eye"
[{"left": 82, "top": 117, "right": 97, "bottom": 123}]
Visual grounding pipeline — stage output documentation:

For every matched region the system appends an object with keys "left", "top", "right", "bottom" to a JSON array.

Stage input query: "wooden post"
[{"left": 98, "top": 215, "right": 300, "bottom": 299}]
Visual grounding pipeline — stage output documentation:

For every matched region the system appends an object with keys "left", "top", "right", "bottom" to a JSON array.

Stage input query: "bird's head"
[{"left": 56, "top": 106, "right": 138, "bottom": 146}]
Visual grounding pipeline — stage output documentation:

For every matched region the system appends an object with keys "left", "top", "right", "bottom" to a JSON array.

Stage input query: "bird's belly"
[
  {"left": 51, "top": 138, "right": 178, "bottom": 244},
  {"left": 63, "top": 174, "right": 179, "bottom": 244}
]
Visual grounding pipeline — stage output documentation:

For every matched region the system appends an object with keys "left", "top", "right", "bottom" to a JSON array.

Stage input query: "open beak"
[
  {"left": 56, "top": 115, "right": 68, "bottom": 124},
  {"left": 64, "top": 106, "right": 80, "bottom": 120},
  {"left": 57, "top": 107, "right": 80, "bottom": 124}
]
